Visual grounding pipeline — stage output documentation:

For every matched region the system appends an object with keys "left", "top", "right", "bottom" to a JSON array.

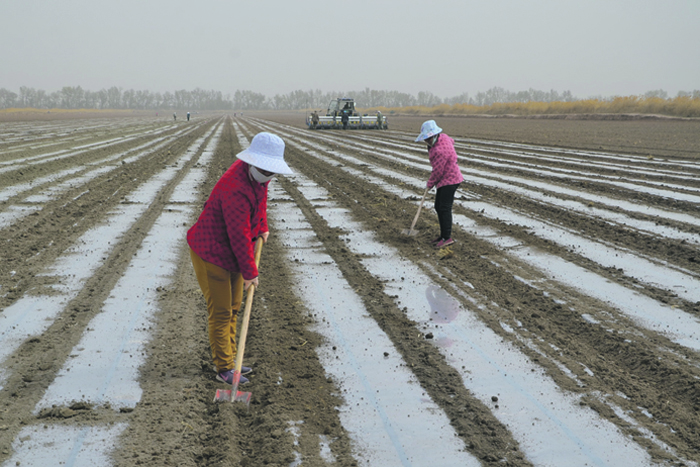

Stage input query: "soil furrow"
[
  {"left": 0, "top": 121, "right": 214, "bottom": 306},
  {"left": 3, "top": 112, "right": 700, "bottom": 466},
  {"left": 0, "top": 118, "right": 220, "bottom": 463},
  {"left": 246, "top": 116, "right": 700, "bottom": 464}
]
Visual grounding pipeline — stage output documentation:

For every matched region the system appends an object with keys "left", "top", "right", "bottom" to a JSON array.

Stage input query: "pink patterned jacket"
[
  {"left": 426, "top": 134, "right": 464, "bottom": 189},
  {"left": 187, "top": 160, "right": 268, "bottom": 280}
]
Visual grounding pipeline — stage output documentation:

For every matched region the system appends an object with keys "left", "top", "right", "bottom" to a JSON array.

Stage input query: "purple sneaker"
[
  {"left": 216, "top": 370, "right": 249, "bottom": 385},
  {"left": 435, "top": 238, "right": 455, "bottom": 248},
  {"left": 215, "top": 366, "right": 252, "bottom": 375},
  {"left": 430, "top": 236, "right": 442, "bottom": 245}
]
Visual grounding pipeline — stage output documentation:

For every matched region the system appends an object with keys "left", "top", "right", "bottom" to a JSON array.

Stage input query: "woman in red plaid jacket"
[{"left": 187, "top": 132, "right": 293, "bottom": 385}]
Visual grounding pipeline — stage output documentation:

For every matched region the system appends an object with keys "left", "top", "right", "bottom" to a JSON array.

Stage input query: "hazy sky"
[{"left": 2, "top": 0, "right": 699, "bottom": 99}]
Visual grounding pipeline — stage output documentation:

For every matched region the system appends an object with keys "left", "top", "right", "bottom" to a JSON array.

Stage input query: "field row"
[{"left": 0, "top": 114, "right": 698, "bottom": 466}]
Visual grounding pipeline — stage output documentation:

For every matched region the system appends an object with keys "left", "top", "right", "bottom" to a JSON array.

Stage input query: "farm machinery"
[{"left": 307, "top": 98, "right": 388, "bottom": 130}]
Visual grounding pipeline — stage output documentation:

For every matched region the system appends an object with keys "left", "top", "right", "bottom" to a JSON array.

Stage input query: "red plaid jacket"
[
  {"left": 187, "top": 160, "right": 268, "bottom": 280},
  {"left": 427, "top": 134, "right": 464, "bottom": 189}
]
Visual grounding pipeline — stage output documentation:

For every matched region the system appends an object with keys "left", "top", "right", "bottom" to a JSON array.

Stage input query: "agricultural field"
[{"left": 0, "top": 111, "right": 699, "bottom": 467}]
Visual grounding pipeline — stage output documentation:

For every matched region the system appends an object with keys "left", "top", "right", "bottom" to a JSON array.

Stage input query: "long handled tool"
[
  {"left": 401, "top": 187, "right": 429, "bottom": 236},
  {"left": 214, "top": 237, "right": 264, "bottom": 405}
]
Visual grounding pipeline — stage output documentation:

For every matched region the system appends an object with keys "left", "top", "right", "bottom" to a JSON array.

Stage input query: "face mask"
[{"left": 250, "top": 166, "right": 274, "bottom": 184}]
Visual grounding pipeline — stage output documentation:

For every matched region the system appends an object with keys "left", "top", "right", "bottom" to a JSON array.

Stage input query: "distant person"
[
  {"left": 187, "top": 132, "right": 294, "bottom": 386},
  {"left": 415, "top": 120, "right": 463, "bottom": 248},
  {"left": 173, "top": 112, "right": 177, "bottom": 121},
  {"left": 187, "top": 111, "right": 191, "bottom": 121},
  {"left": 376, "top": 111, "right": 383, "bottom": 129},
  {"left": 341, "top": 109, "right": 349, "bottom": 130},
  {"left": 311, "top": 110, "right": 319, "bottom": 129}
]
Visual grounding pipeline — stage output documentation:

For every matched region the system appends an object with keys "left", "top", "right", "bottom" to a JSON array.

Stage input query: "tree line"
[
  {"left": 1, "top": 86, "right": 698, "bottom": 111},
  {"left": 0, "top": 86, "right": 231, "bottom": 111}
]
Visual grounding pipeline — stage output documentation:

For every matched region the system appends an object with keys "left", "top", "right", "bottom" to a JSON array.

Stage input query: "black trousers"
[{"left": 434, "top": 183, "right": 460, "bottom": 240}]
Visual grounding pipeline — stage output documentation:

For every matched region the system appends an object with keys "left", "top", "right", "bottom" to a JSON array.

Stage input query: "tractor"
[{"left": 307, "top": 98, "right": 387, "bottom": 130}]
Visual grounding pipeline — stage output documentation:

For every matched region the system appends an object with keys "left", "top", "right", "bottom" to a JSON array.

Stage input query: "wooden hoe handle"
[
  {"left": 408, "top": 187, "right": 429, "bottom": 233},
  {"left": 233, "top": 237, "right": 264, "bottom": 374}
]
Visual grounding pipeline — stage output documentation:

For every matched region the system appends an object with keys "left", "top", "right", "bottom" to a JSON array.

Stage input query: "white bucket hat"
[
  {"left": 236, "top": 132, "right": 293, "bottom": 174},
  {"left": 415, "top": 120, "right": 443, "bottom": 142}
]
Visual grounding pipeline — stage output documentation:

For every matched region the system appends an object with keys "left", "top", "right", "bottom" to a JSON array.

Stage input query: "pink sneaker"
[{"left": 435, "top": 238, "right": 455, "bottom": 248}]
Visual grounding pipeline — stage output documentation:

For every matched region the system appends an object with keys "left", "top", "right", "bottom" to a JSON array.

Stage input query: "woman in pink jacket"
[
  {"left": 415, "top": 120, "right": 464, "bottom": 248},
  {"left": 187, "top": 132, "right": 293, "bottom": 385}
]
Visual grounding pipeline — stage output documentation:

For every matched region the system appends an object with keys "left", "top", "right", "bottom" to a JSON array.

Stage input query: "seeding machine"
[{"left": 307, "top": 98, "right": 388, "bottom": 130}]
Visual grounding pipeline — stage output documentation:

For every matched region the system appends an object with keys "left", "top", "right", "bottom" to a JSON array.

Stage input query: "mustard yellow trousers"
[{"left": 189, "top": 249, "right": 244, "bottom": 373}]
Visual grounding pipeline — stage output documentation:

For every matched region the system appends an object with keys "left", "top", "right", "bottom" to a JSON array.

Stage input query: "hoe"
[
  {"left": 214, "top": 237, "right": 263, "bottom": 405},
  {"left": 401, "top": 187, "right": 429, "bottom": 237}
]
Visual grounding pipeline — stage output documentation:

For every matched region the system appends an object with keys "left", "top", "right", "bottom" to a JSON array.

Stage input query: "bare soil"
[{"left": 1, "top": 110, "right": 699, "bottom": 466}]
